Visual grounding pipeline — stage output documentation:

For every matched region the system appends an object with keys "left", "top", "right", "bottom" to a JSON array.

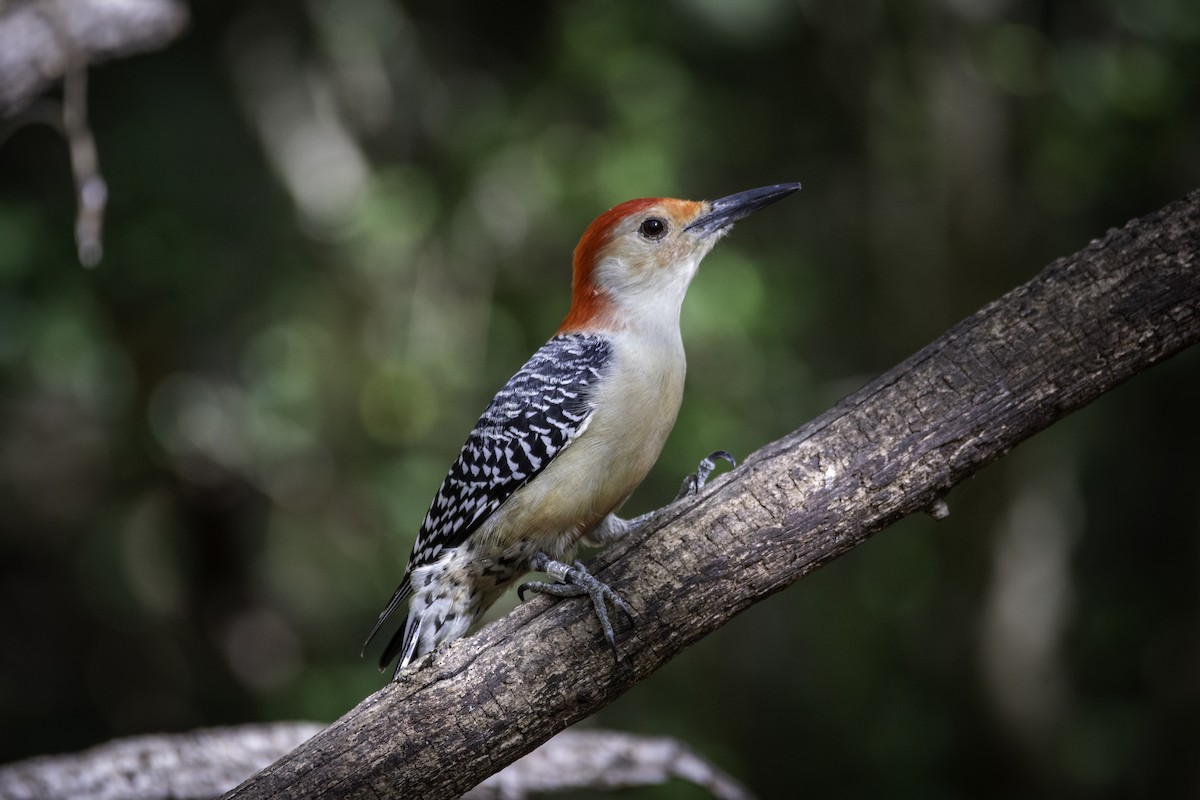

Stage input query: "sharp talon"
[
  {"left": 675, "top": 449, "right": 737, "bottom": 501},
  {"left": 710, "top": 450, "right": 737, "bottom": 469},
  {"left": 614, "top": 596, "right": 636, "bottom": 627},
  {"left": 675, "top": 475, "right": 697, "bottom": 502},
  {"left": 519, "top": 556, "right": 635, "bottom": 658}
]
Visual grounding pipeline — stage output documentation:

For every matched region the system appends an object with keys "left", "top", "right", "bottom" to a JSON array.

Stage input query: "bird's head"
[{"left": 559, "top": 183, "right": 801, "bottom": 334}]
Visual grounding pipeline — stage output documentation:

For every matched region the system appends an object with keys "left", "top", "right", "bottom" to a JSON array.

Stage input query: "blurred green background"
[{"left": 2, "top": 0, "right": 1200, "bottom": 796}]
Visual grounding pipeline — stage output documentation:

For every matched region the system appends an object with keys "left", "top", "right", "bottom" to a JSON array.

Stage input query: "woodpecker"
[{"left": 365, "top": 183, "right": 801, "bottom": 676}]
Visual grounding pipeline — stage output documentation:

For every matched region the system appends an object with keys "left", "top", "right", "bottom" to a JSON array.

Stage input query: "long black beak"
[{"left": 685, "top": 182, "right": 801, "bottom": 235}]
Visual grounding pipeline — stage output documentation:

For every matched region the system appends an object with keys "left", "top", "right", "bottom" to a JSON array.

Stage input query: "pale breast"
[{"left": 475, "top": 329, "right": 686, "bottom": 555}]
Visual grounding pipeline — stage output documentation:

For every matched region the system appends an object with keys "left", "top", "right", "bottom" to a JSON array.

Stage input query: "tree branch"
[
  {"left": 223, "top": 190, "right": 1200, "bottom": 799},
  {"left": 0, "top": 723, "right": 322, "bottom": 800},
  {"left": 0, "top": 726, "right": 751, "bottom": 800},
  {"left": 0, "top": 0, "right": 188, "bottom": 116},
  {"left": 0, "top": 0, "right": 189, "bottom": 266}
]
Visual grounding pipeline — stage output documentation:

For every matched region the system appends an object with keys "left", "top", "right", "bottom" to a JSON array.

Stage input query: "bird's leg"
[
  {"left": 518, "top": 451, "right": 735, "bottom": 658},
  {"left": 675, "top": 449, "right": 737, "bottom": 501},
  {"left": 583, "top": 450, "right": 738, "bottom": 548},
  {"left": 518, "top": 553, "right": 636, "bottom": 661}
]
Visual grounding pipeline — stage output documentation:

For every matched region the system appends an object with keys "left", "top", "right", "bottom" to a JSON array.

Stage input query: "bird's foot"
[
  {"left": 675, "top": 450, "right": 737, "bottom": 501},
  {"left": 519, "top": 555, "right": 636, "bottom": 661}
]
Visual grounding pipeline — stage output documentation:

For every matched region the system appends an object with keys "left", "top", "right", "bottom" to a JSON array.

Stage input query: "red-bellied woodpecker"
[{"left": 364, "top": 183, "right": 801, "bottom": 676}]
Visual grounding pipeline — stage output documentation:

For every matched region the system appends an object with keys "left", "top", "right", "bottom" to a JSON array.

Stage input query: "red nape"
[{"left": 558, "top": 198, "right": 662, "bottom": 333}]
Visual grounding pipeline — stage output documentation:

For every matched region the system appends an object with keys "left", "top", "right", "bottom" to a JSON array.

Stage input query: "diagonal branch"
[{"left": 225, "top": 190, "right": 1200, "bottom": 800}]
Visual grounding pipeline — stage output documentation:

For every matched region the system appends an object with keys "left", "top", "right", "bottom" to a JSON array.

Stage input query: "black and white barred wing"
[
  {"left": 416, "top": 332, "right": 613, "bottom": 561},
  {"left": 364, "top": 332, "right": 613, "bottom": 649}
]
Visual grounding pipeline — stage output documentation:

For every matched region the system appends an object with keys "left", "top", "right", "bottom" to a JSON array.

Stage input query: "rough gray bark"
[
  {"left": 0, "top": 724, "right": 323, "bottom": 800},
  {"left": 465, "top": 730, "right": 752, "bottom": 800},
  {"left": 0, "top": 726, "right": 749, "bottom": 800},
  {"left": 214, "top": 189, "right": 1200, "bottom": 799},
  {"left": 0, "top": 0, "right": 188, "bottom": 116}
]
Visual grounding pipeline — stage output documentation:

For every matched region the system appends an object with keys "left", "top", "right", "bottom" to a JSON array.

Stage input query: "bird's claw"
[
  {"left": 519, "top": 559, "right": 636, "bottom": 661},
  {"left": 675, "top": 449, "right": 737, "bottom": 501}
]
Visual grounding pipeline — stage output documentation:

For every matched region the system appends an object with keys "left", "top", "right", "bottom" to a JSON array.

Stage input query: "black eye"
[{"left": 638, "top": 217, "right": 667, "bottom": 240}]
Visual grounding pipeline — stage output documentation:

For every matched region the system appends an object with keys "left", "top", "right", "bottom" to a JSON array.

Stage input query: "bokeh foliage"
[{"left": 1, "top": 0, "right": 1199, "bottom": 796}]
